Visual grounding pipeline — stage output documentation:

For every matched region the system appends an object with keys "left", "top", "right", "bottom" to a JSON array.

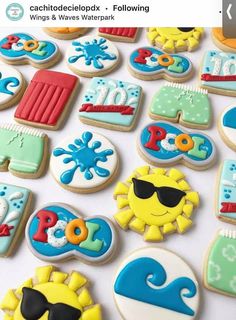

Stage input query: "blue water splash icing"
[
  {"left": 68, "top": 38, "right": 117, "bottom": 69},
  {"left": 53, "top": 131, "right": 114, "bottom": 184},
  {"left": 223, "top": 106, "right": 236, "bottom": 129},
  {"left": 0, "top": 72, "right": 19, "bottom": 95},
  {"left": 114, "top": 257, "right": 197, "bottom": 316}
]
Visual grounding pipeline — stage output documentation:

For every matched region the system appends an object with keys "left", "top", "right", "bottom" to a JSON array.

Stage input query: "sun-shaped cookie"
[
  {"left": 0, "top": 265, "right": 102, "bottom": 320},
  {"left": 114, "top": 166, "right": 199, "bottom": 242},
  {"left": 147, "top": 27, "right": 204, "bottom": 53}
]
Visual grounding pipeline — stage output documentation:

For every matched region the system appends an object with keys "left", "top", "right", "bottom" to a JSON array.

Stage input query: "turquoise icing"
[
  {"left": 223, "top": 107, "right": 236, "bottom": 129},
  {"left": 114, "top": 257, "right": 197, "bottom": 316},
  {"left": 0, "top": 72, "right": 19, "bottom": 95}
]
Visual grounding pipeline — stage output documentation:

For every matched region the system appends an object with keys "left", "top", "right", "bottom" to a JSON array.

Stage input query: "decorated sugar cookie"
[
  {"left": 147, "top": 27, "right": 204, "bottom": 53},
  {"left": 113, "top": 166, "right": 199, "bottom": 242},
  {"left": 0, "top": 65, "right": 26, "bottom": 110},
  {"left": 0, "top": 33, "right": 60, "bottom": 68},
  {"left": 128, "top": 47, "right": 193, "bottom": 81},
  {"left": 0, "top": 265, "right": 103, "bottom": 319},
  {"left": 50, "top": 131, "right": 119, "bottom": 193},
  {"left": 212, "top": 28, "right": 236, "bottom": 53},
  {"left": 66, "top": 36, "right": 119, "bottom": 78},
  {"left": 43, "top": 27, "right": 88, "bottom": 40},
  {"left": 0, "top": 183, "right": 32, "bottom": 257},
  {"left": 149, "top": 83, "right": 211, "bottom": 129},
  {"left": 200, "top": 51, "right": 236, "bottom": 96},
  {"left": 138, "top": 121, "right": 216, "bottom": 170},
  {"left": 79, "top": 77, "right": 142, "bottom": 131},
  {"left": 204, "top": 229, "right": 236, "bottom": 297},
  {"left": 219, "top": 105, "right": 236, "bottom": 151},
  {"left": 26, "top": 203, "right": 116, "bottom": 264},
  {"left": 14, "top": 70, "right": 79, "bottom": 130},
  {"left": 114, "top": 247, "right": 199, "bottom": 320},
  {"left": 0, "top": 124, "right": 48, "bottom": 178},
  {"left": 98, "top": 28, "right": 139, "bottom": 42}
]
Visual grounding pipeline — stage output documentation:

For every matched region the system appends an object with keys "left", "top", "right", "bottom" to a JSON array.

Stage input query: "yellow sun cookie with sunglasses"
[
  {"left": 114, "top": 166, "right": 199, "bottom": 242},
  {"left": 0, "top": 265, "right": 102, "bottom": 320}
]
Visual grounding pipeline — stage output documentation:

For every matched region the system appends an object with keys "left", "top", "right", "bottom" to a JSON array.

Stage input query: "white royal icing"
[{"left": 0, "top": 65, "right": 23, "bottom": 106}]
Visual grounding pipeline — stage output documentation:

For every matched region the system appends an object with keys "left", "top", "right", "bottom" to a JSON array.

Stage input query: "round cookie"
[
  {"left": 219, "top": 105, "right": 236, "bottom": 151},
  {"left": 43, "top": 27, "right": 88, "bottom": 40},
  {"left": 66, "top": 35, "right": 119, "bottom": 78},
  {"left": 212, "top": 28, "right": 236, "bottom": 53},
  {"left": 50, "top": 131, "right": 119, "bottom": 193},
  {"left": 114, "top": 247, "right": 200, "bottom": 320}
]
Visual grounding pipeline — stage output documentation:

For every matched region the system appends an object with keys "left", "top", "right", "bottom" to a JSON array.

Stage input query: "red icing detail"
[
  {"left": 134, "top": 49, "right": 152, "bottom": 64},
  {"left": 0, "top": 224, "right": 14, "bottom": 237},
  {"left": 144, "top": 126, "right": 167, "bottom": 151},
  {"left": 99, "top": 28, "right": 137, "bottom": 39},
  {"left": 1, "top": 35, "right": 20, "bottom": 49},
  {"left": 201, "top": 73, "right": 236, "bottom": 81},
  {"left": 220, "top": 202, "right": 236, "bottom": 213},
  {"left": 14, "top": 70, "right": 78, "bottom": 127},
  {"left": 79, "top": 103, "right": 134, "bottom": 115},
  {"left": 33, "top": 210, "right": 58, "bottom": 242}
]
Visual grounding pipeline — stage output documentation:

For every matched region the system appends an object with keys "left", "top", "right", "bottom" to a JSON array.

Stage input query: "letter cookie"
[
  {"left": 98, "top": 28, "right": 139, "bottom": 42},
  {"left": 212, "top": 28, "right": 236, "bottom": 53},
  {"left": 219, "top": 105, "right": 236, "bottom": 151},
  {"left": 43, "top": 27, "right": 88, "bottom": 40}
]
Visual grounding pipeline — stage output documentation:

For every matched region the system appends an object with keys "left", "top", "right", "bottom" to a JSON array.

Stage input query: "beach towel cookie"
[
  {"left": 14, "top": 70, "right": 79, "bottom": 130},
  {"left": 0, "top": 265, "right": 103, "bottom": 319},
  {"left": 113, "top": 166, "right": 199, "bottom": 242},
  {"left": 128, "top": 47, "right": 193, "bottom": 81},
  {"left": 79, "top": 77, "right": 142, "bottom": 131},
  {"left": 212, "top": 28, "right": 236, "bottom": 53},
  {"left": 66, "top": 35, "right": 119, "bottom": 78},
  {"left": 219, "top": 105, "right": 236, "bottom": 151},
  {"left": 0, "top": 33, "right": 60, "bottom": 68},
  {"left": 44, "top": 27, "right": 88, "bottom": 40},
  {"left": 98, "top": 28, "right": 139, "bottom": 42},
  {"left": 147, "top": 27, "right": 204, "bottom": 53},
  {"left": 149, "top": 83, "right": 211, "bottom": 129},
  {"left": 50, "top": 131, "right": 119, "bottom": 193},
  {"left": 114, "top": 247, "right": 200, "bottom": 320}
]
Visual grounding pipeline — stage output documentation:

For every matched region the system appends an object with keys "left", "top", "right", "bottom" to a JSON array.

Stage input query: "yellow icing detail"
[
  {"left": 178, "top": 180, "right": 190, "bottom": 191},
  {"left": 68, "top": 272, "right": 87, "bottom": 291},
  {"left": 144, "top": 225, "right": 163, "bottom": 242},
  {"left": 186, "top": 191, "right": 200, "bottom": 206},
  {"left": 78, "top": 288, "right": 93, "bottom": 307},
  {"left": 163, "top": 222, "right": 176, "bottom": 234},
  {"left": 4, "top": 314, "right": 13, "bottom": 320},
  {"left": 176, "top": 215, "right": 192, "bottom": 233},
  {"left": 35, "top": 265, "right": 54, "bottom": 284},
  {"left": 168, "top": 168, "right": 185, "bottom": 181},
  {"left": 152, "top": 168, "right": 166, "bottom": 175},
  {"left": 81, "top": 304, "right": 102, "bottom": 320},
  {"left": 126, "top": 173, "right": 137, "bottom": 183},
  {"left": 148, "top": 31, "right": 158, "bottom": 42},
  {"left": 188, "top": 37, "right": 199, "bottom": 50},
  {"left": 113, "top": 182, "right": 129, "bottom": 197},
  {"left": 117, "top": 197, "right": 129, "bottom": 209},
  {"left": 183, "top": 204, "right": 194, "bottom": 217},
  {"left": 129, "top": 217, "right": 146, "bottom": 233},
  {"left": 176, "top": 39, "right": 186, "bottom": 48},
  {"left": 52, "top": 272, "right": 68, "bottom": 283},
  {"left": 15, "top": 279, "right": 33, "bottom": 295},
  {"left": 156, "top": 35, "right": 166, "bottom": 45},
  {"left": 135, "top": 166, "right": 150, "bottom": 176},
  {"left": 114, "top": 210, "right": 134, "bottom": 229},
  {"left": 193, "top": 31, "right": 200, "bottom": 40},
  {"left": 0, "top": 290, "right": 19, "bottom": 311},
  {"left": 163, "top": 39, "right": 175, "bottom": 51}
]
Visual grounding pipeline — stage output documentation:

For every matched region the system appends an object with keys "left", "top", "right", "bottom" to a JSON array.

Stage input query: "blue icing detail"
[
  {"left": 0, "top": 72, "right": 19, "bottom": 95},
  {"left": 114, "top": 257, "right": 197, "bottom": 316},
  {"left": 68, "top": 38, "right": 117, "bottom": 69},
  {"left": 53, "top": 131, "right": 114, "bottom": 184},
  {"left": 223, "top": 106, "right": 236, "bottom": 129}
]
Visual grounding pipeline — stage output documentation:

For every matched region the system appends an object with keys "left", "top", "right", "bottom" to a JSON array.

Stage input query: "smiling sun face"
[
  {"left": 0, "top": 265, "right": 102, "bottom": 320},
  {"left": 114, "top": 166, "right": 199, "bottom": 242},
  {"left": 147, "top": 27, "right": 204, "bottom": 53}
]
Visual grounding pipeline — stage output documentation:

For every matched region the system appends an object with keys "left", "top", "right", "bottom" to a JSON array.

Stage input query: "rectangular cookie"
[{"left": 98, "top": 28, "right": 138, "bottom": 42}]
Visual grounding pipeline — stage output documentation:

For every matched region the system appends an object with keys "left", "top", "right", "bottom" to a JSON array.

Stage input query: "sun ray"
[
  {"left": 168, "top": 168, "right": 185, "bottom": 181},
  {"left": 68, "top": 271, "right": 87, "bottom": 291},
  {"left": 36, "top": 265, "right": 53, "bottom": 284},
  {"left": 78, "top": 288, "right": 93, "bottom": 307},
  {"left": 117, "top": 197, "right": 129, "bottom": 209},
  {"left": 114, "top": 209, "right": 135, "bottom": 229},
  {"left": 178, "top": 179, "right": 190, "bottom": 191},
  {"left": 144, "top": 225, "right": 163, "bottom": 242},
  {"left": 81, "top": 304, "right": 102, "bottom": 320},
  {"left": 0, "top": 290, "right": 19, "bottom": 311},
  {"left": 113, "top": 182, "right": 129, "bottom": 197},
  {"left": 183, "top": 204, "right": 194, "bottom": 218},
  {"left": 129, "top": 217, "right": 146, "bottom": 233},
  {"left": 15, "top": 278, "right": 33, "bottom": 295},
  {"left": 185, "top": 192, "right": 200, "bottom": 206},
  {"left": 52, "top": 271, "right": 68, "bottom": 283},
  {"left": 163, "top": 222, "right": 177, "bottom": 234},
  {"left": 176, "top": 215, "right": 193, "bottom": 233}
]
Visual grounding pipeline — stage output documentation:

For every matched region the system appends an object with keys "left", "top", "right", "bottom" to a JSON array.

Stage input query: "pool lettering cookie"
[
  {"left": 98, "top": 28, "right": 139, "bottom": 42},
  {"left": 0, "top": 33, "right": 60, "bottom": 68},
  {"left": 44, "top": 27, "right": 88, "bottom": 40},
  {"left": 0, "top": 265, "right": 103, "bottom": 319},
  {"left": 204, "top": 229, "right": 236, "bottom": 297},
  {"left": 50, "top": 131, "right": 119, "bottom": 193},
  {"left": 14, "top": 70, "right": 79, "bottom": 130},
  {"left": 212, "top": 28, "right": 236, "bottom": 53},
  {"left": 149, "top": 83, "right": 211, "bottom": 129},
  {"left": 147, "top": 27, "right": 204, "bottom": 53},
  {"left": 113, "top": 166, "right": 199, "bottom": 242},
  {"left": 114, "top": 247, "right": 200, "bottom": 320},
  {"left": 66, "top": 35, "right": 119, "bottom": 78},
  {"left": 128, "top": 47, "right": 193, "bottom": 81},
  {"left": 219, "top": 105, "right": 236, "bottom": 151},
  {"left": 79, "top": 77, "right": 142, "bottom": 131}
]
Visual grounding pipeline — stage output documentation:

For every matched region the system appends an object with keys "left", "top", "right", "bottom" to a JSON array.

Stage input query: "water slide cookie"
[
  {"left": 0, "top": 33, "right": 60, "bottom": 69},
  {"left": 14, "top": 70, "right": 79, "bottom": 130},
  {"left": 113, "top": 166, "right": 199, "bottom": 242},
  {"left": 114, "top": 247, "right": 199, "bottom": 320},
  {"left": 0, "top": 124, "right": 48, "bottom": 179},
  {"left": 0, "top": 265, "right": 103, "bottom": 319},
  {"left": 98, "top": 28, "right": 139, "bottom": 42},
  {"left": 50, "top": 131, "right": 119, "bottom": 193},
  {"left": 128, "top": 47, "right": 193, "bottom": 81},
  {"left": 212, "top": 28, "right": 236, "bottom": 53},
  {"left": 200, "top": 51, "right": 236, "bottom": 96},
  {"left": 219, "top": 105, "right": 236, "bottom": 151},
  {"left": 0, "top": 65, "right": 26, "bottom": 110},
  {"left": 149, "top": 83, "right": 211, "bottom": 129},
  {"left": 147, "top": 27, "right": 204, "bottom": 53},
  {"left": 66, "top": 36, "right": 119, "bottom": 78},
  {"left": 43, "top": 27, "right": 88, "bottom": 40},
  {"left": 138, "top": 121, "right": 216, "bottom": 170},
  {"left": 26, "top": 202, "right": 116, "bottom": 264},
  {"left": 204, "top": 229, "right": 236, "bottom": 297},
  {"left": 0, "top": 183, "right": 32, "bottom": 257},
  {"left": 79, "top": 77, "right": 142, "bottom": 131}
]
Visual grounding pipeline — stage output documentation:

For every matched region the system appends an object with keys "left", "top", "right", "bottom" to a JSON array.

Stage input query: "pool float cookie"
[
  {"left": 138, "top": 121, "right": 216, "bottom": 170},
  {"left": 204, "top": 229, "right": 236, "bottom": 297},
  {"left": 66, "top": 36, "right": 119, "bottom": 78},
  {"left": 147, "top": 27, "right": 204, "bottom": 53},
  {"left": 98, "top": 28, "right": 139, "bottom": 42},
  {"left": 113, "top": 166, "right": 199, "bottom": 242},
  {"left": 212, "top": 28, "right": 236, "bottom": 53},
  {"left": 50, "top": 131, "right": 119, "bottom": 193},
  {"left": 14, "top": 70, "right": 79, "bottom": 130},
  {"left": 0, "top": 33, "right": 60, "bottom": 69},
  {"left": 0, "top": 265, "right": 103, "bottom": 319},
  {"left": 44, "top": 27, "right": 88, "bottom": 40},
  {"left": 149, "top": 83, "right": 211, "bottom": 129},
  {"left": 219, "top": 105, "right": 236, "bottom": 151},
  {"left": 114, "top": 247, "right": 200, "bottom": 320},
  {"left": 128, "top": 47, "right": 193, "bottom": 81},
  {"left": 79, "top": 77, "right": 142, "bottom": 131}
]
